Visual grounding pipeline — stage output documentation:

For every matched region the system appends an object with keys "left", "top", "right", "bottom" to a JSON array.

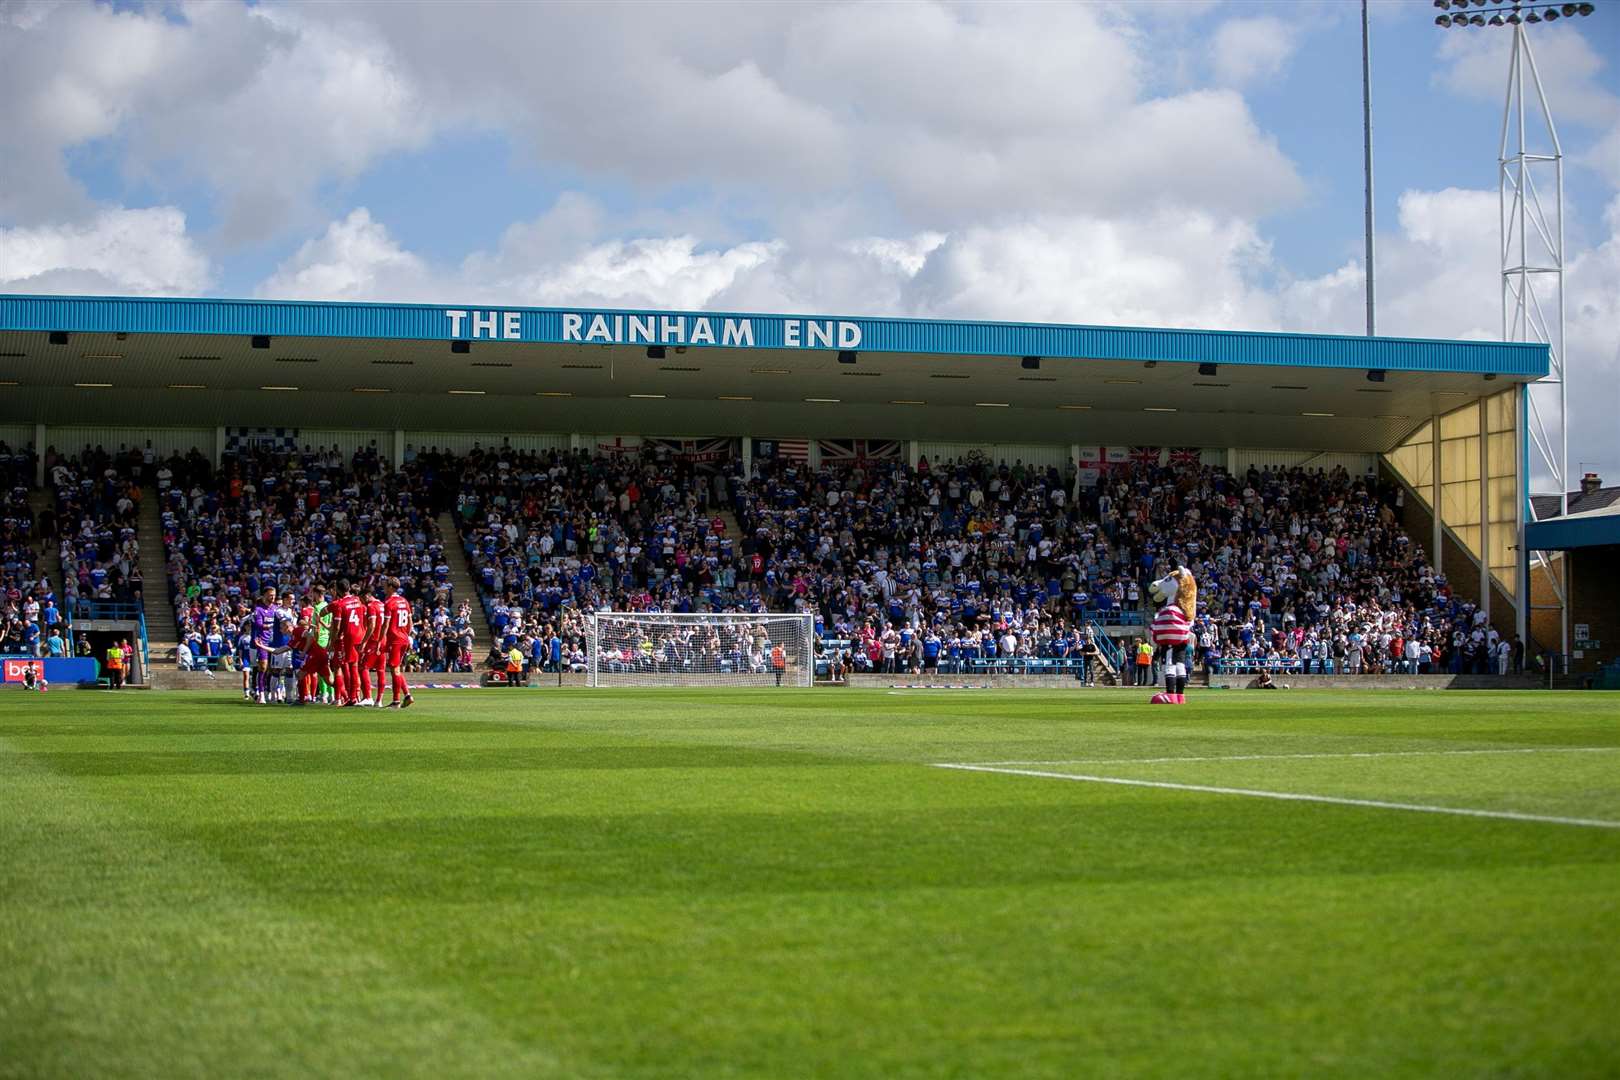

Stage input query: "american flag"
[
  {"left": 1169, "top": 447, "right": 1202, "bottom": 466},
  {"left": 1130, "top": 446, "right": 1163, "bottom": 466},
  {"left": 760, "top": 438, "right": 810, "bottom": 461}
]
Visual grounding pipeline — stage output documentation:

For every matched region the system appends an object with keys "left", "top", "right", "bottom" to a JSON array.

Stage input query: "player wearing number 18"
[{"left": 382, "top": 577, "right": 414, "bottom": 709}]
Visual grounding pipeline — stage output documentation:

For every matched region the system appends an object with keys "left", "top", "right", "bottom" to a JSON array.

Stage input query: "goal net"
[{"left": 586, "top": 611, "right": 815, "bottom": 688}]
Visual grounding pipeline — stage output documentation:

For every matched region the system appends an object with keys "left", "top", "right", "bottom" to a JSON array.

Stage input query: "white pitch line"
[
  {"left": 932, "top": 763, "right": 1620, "bottom": 830},
  {"left": 971, "top": 746, "right": 1620, "bottom": 767}
]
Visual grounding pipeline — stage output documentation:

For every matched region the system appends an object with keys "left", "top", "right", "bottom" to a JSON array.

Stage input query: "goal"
[{"left": 586, "top": 611, "right": 815, "bottom": 688}]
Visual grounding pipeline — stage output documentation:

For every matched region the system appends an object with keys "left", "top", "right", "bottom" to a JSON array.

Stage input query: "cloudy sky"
[{"left": 2, "top": 0, "right": 1617, "bottom": 479}]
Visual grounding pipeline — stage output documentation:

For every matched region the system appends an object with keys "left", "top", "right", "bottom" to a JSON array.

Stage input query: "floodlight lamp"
[
  {"left": 1488, "top": 13, "right": 1505, "bottom": 23},
  {"left": 1472, "top": 0, "right": 1487, "bottom": 7},
  {"left": 646, "top": 345, "right": 666, "bottom": 359},
  {"left": 1562, "top": 2, "right": 1578, "bottom": 13},
  {"left": 1453, "top": 15, "right": 1471, "bottom": 26},
  {"left": 1366, "top": 369, "right": 1387, "bottom": 383},
  {"left": 838, "top": 350, "right": 858, "bottom": 364},
  {"left": 1437, "top": 13, "right": 1452, "bottom": 24},
  {"left": 1198, "top": 363, "right": 1218, "bottom": 377},
  {"left": 1507, "top": 12, "right": 1522, "bottom": 22},
  {"left": 1577, "top": 3, "right": 1594, "bottom": 15},
  {"left": 1433, "top": 0, "right": 1450, "bottom": 7},
  {"left": 1021, "top": 355, "right": 1041, "bottom": 370},
  {"left": 1544, "top": 8, "right": 1559, "bottom": 17},
  {"left": 1470, "top": 13, "right": 1486, "bottom": 24},
  {"left": 1525, "top": 10, "right": 1541, "bottom": 20}
]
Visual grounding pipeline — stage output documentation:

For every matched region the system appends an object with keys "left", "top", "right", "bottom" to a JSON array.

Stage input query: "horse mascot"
[{"left": 1147, "top": 566, "right": 1196, "bottom": 704}]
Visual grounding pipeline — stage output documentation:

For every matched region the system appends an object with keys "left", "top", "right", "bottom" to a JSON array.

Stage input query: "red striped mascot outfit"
[{"left": 1147, "top": 567, "right": 1197, "bottom": 704}]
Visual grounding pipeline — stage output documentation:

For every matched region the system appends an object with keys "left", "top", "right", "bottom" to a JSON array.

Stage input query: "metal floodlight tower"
[{"left": 1433, "top": 1, "right": 1597, "bottom": 657}]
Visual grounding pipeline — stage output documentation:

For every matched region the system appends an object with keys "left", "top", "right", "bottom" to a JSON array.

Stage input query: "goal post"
[{"left": 586, "top": 611, "right": 815, "bottom": 688}]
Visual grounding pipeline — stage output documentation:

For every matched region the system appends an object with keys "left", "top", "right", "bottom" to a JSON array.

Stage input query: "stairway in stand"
[
  {"left": 435, "top": 512, "right": 495, "bottom": 649},
  {"left": 136, "top": 486, "right": 178, "bottom": 666},
  {"left": 714, "top": 508, "right": 746, "bottom": 546},
  {"left": 26, "top": 490, "right": 65, "bottom": 596}
]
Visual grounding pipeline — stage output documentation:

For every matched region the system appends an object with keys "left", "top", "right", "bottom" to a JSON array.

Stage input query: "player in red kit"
[
  {"left": 329, "top": 580, "right": 365, "bottom": 706},
  {"left": 382, "top": 577, "right": 415, "bottom": 709},
  {"left": 361, "top": 583, "right": 386, "bottom": 707},
  {"left": 359, "top": 582, "right": 383, "bottom": 709}
]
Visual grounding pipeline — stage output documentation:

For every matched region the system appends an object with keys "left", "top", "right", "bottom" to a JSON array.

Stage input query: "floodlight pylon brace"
[{"left": 1500, "top": 22, "right": 1568, "bottom": 658}]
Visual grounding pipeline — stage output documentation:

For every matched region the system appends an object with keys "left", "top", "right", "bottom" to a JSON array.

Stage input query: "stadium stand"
[
  {"left": 438, "top": 441, "right": 1508, "bottom": 682},
  {"left": 160, "top": 443, "right": 477, "bottom": 673}
]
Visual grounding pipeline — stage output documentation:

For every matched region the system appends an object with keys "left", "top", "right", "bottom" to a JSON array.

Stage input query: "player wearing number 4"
[
  {"left": 382, "top": 578, "right": 414, "bottom": 709},
  {"left": 1147, "top": 566, "right": 1197, "bottom": 705}
]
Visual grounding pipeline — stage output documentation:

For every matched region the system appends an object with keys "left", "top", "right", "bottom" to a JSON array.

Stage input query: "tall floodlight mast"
[{"left": 1432, "top": 0, "right": 1597, "bottom": 658}]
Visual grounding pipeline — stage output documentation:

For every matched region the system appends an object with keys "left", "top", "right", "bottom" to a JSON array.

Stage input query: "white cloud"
[
  {"left": 1210, "top": 17, "right": 1299, "bottom": 88},
  {"left": 256, "top": 208, "right": 427, "bottom": 301},
  {"left": 0, "top": 207, "right": 212, "bottom": 295},
  {"left": 0, "top": 2, "right": 438, "bottom": 241}
]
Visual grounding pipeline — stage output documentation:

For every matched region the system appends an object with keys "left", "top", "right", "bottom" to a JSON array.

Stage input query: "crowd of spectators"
[
  {"left": 44, "top": 445, "right": 146, "bottom": 613},
  {"left": 450, "top": 443, "right": 741, "bottom": 671},
  {"left": 0, "top": 441, "right": 60, "bottom": 657},
  {"left": 451, "top": 447, "right": 1513, "bottom": 682},
  {"left": 131, "top": 437, "right": 1527, "bottom": 683},
  {"left": 160, "top": 442, "right": 477, "bottom": 672}
]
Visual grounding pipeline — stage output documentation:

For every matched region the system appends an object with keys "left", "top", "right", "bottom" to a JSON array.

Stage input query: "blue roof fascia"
[
  {"left": 0, "top": 294, "right": 1550, "bottom": 377},
  {"left": 1526, "top": 515, "right": 1620, "bottom": 551}
]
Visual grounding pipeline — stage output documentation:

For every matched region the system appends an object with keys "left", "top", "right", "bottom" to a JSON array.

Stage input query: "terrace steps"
[
  {"left": 435, "top": 512, "right": 495, "bottom": 650},
  {"left": 136, "top": 486, "right": 178, "bottom": 664},
  {"left": 25, "top": 490, "right": 64, "bottom": 598}
]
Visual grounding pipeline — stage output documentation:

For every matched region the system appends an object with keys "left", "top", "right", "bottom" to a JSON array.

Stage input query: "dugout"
[{"left": 0, "top": 293, "right": 1557, "bottom": 657}]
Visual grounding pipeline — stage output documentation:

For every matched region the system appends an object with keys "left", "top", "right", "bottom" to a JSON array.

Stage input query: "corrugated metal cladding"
[
  {"left": 47, "top": 426, "right": 212, "bottom": 459},
  {"left": 405, "top": 432, "right": 568, "bottom": 455},
  {"left": 1, "top": 294, "right": 1548, "bottom": 377},
  {"left": 919, "top": 442, "right": 1072, "bottom": 471},
  {"left": 0, "top": 424, "right": 35, "bottom": 450},
  {"left": 1230, "top": 449, "right": 1376, "bottom": 474}
]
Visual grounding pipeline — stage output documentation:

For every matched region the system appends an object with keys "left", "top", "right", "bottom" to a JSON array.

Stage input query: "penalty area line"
[{"left": 931, "top": 763, "right": 1620, "bottom": 830}]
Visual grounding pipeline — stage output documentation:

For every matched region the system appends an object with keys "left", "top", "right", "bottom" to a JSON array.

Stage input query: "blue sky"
[{"left": 2, "top": 0, "right": 1617, "bottom": 476}]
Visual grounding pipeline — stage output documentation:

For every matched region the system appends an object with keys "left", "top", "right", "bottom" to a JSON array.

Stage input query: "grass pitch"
[{"left": 2, "top": 688, "right": 1618, "bottom": 1079}]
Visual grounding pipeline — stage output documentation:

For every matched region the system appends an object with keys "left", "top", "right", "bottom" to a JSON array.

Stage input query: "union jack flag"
[
  {"left": 820, "top": 439, "right": 902, "bottom": 461},
  {"left": 1169, "top": 447, "right": 1202, "bottom": 466},
  {"left": 1130, "top": 446, "right": 1163, "bottom": 466}
]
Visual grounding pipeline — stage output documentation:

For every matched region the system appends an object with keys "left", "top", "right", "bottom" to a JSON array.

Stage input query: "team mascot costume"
[{"left": 1147, "top": 566, "right": 1196, "bottom": 704}]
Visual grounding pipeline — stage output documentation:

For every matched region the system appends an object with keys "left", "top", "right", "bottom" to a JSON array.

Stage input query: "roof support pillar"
[
  {"left": 33, "top": 423, "right": 45, "bottom": 487},
  {"left": 1515, "top": 386, "right": 1529, "bottom": 646},
  {"left": 1431, "top": 414, "right": 1443, "bottom": 575},
  {"left": 1479, "top": 397, "right": 1491, "bottom": 624},
  {"left": 392, "top": 430, "right": 404, "bottom": 471},
  {"left": 213, "top": 426, "right": 225, "bottom": 469},
  {"left": 908, "top": 440, "right": 920, "bottom": 468},
  {"left": 569, "top": 433, "right": 581, "bottom": 452},
  {"left": 741, "top": 436, "right": 752, "bottom": 480}
]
